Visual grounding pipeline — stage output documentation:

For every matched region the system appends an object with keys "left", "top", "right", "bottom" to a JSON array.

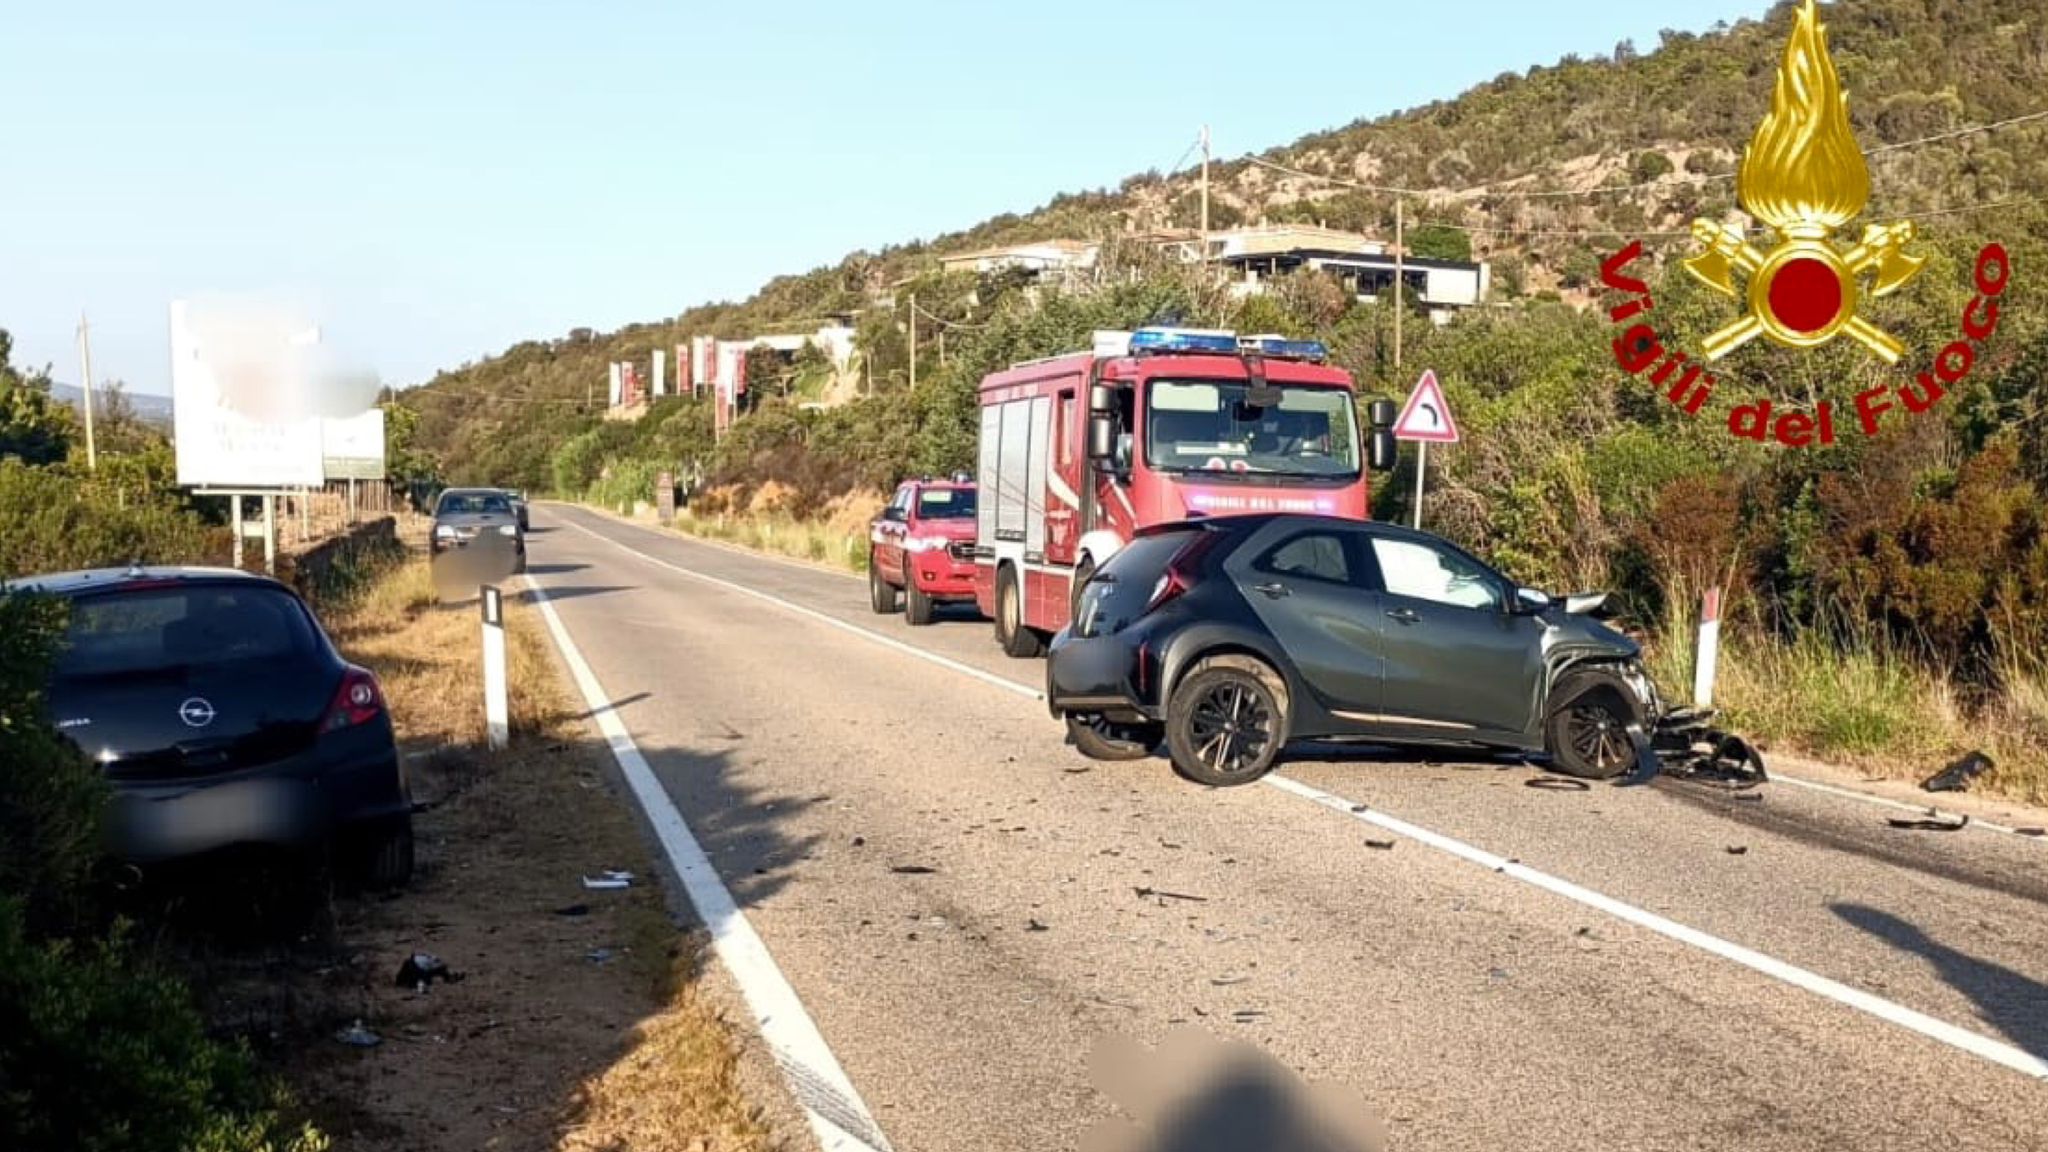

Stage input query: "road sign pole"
[{"left": 1413, "top": 440, "right": 1427, "bottom": 530}]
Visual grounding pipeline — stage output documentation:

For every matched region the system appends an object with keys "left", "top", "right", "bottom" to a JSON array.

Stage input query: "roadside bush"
[
  {"left": 0, "top": 898, "right": 329, "bottom": 1152},
  {"left": 0, "top": 593, "right": 104, "bottom": 936},
  {"left": 0, "top": 460, "right": 215, "bottom": 578}
]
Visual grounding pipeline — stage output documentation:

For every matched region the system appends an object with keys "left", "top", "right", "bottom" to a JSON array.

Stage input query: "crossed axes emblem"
[{"left": 1684, "top": 218, "right": 1926, "bottom": 364}]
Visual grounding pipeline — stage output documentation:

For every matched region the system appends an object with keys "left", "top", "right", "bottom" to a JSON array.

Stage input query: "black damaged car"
[{"left": 1045, "top": 514, "right": 1668, "bottom": 787}]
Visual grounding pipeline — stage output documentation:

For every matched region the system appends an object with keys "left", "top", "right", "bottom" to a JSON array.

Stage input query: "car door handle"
[
  {"left": 1253, "top": 582, "right": 1290, "bottom": 599},
  {"left": 1386, "top": 606, "right": 1420, "bottom": 624}
]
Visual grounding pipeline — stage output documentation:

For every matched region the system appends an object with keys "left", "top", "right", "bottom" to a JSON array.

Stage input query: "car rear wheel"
[
  {"left": 905, "top": 562, "right": 935, "bottom": 626},
  {"left": 1066, "top": 713, "right": 1161, "bottom": 761},
  {"left": 995, "top": 566, "right": 1044, "bottom": 658},
  {"left": 1165, "top": 657, "right": 1288, "bottom": 787},
  {"left": 869, "top": 553, "right": 900, "bottom": 614},
  {"left": 347, "top": 816, "right": 415, "bottom": 891},
  {"left": 1544, "top": 671, "right": 1642, "bottom": 780}
]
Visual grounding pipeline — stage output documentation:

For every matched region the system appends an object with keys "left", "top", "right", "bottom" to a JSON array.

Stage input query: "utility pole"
[
  {"left": 1393, "top": 198, "right": 1423, "bottom": 530},
  {"left": 907, "top": 292, "right": 917, "bottom": 391},
  {"left": 1199, "top": 125, "right": 1212, "bottom": 264},
  {"left": 1393, "top": 197, "right": 1405, "bottom": 373},
  {"left": 75, "top": 313, "right": 99, "bottom": 472}
]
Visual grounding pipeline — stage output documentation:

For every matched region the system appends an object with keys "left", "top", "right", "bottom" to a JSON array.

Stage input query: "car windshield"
[
  {"left": 53, "top": 585, "right": 320, "bottom": 680},
  {"left": 1144, "top": 380, "right": 1360, "bottom": 479},
  {"left": 439, "top": 492, "right": 511, "bottom": 516},
  {"left": 917, "top": 489, "right": 976, "bottom": 520}
]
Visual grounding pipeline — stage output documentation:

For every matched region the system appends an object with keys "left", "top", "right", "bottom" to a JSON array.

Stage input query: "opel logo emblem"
[{"left": 178, "top": 697, "right": 216, "bottom": 728}]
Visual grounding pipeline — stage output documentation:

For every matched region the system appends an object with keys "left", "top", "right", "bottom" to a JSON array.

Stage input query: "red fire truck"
[{"left": 972, "top": 327, "right": 1398, "bottom": 657}]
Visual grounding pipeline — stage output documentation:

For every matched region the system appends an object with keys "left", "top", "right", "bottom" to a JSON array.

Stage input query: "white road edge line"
[
  {"left": 556, "top": 509, "right": 2048, "bottom": 1083},
  {"left": 559, "top": 501, "right": 864, "bottom": 584},
  {"left": 1767, "top": 771, "right": 2042, "bottom": 842},
  {"left": 1261, "top": 774, "right": 2048, "bottom": 1080},
  {"left": 560, "top": 515, "right": 1043, "bottom": 702},
  {"left": 525, "top": 576, "right": 898, "bottom": 1152}
]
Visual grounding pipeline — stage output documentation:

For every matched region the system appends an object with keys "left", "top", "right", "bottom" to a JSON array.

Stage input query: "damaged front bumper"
[{"left": 1614, "top": 663, "right": 1768, "bottom": 788}]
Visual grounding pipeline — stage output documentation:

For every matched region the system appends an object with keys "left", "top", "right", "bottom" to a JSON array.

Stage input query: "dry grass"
[
  {"left": 278, "top": 555, "right": 777, "bottom": 1152},
  {"left": 1646, "top": 616, "right": 2048, "bottom": 806},
  {"left": 672, "top": 508, "right": 874, "bottom": 574}
]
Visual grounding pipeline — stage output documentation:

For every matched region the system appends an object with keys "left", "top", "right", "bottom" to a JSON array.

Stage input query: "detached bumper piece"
[{"left": 1619, "top": 707, "right": 1768, "bottom": 788}]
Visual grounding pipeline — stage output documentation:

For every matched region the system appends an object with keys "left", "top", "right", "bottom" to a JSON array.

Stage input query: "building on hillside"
[
  {"left": 1152, "top": 222, "right": 1491, "bottom": 325},
  {"left": 936, "top": 239, "right": 1099, "bottom": 286}
]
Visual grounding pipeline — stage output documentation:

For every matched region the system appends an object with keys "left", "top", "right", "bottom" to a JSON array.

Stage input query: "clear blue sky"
[{"left": 1, "top": 0, "right": 1768, "bottom": 396}]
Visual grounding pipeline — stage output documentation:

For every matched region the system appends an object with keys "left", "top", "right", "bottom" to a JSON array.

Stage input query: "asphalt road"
[{"left": 524, "top": 502, "right": 2048, "bottom": 1152}]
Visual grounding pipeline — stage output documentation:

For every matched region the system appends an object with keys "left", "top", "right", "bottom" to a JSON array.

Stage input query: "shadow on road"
[
  {"left": 513, "top": 584, "right": 632, "bottom": 605},
  {"left": 1832, "top": 902, "right": 2048, "bottom": 1061}
]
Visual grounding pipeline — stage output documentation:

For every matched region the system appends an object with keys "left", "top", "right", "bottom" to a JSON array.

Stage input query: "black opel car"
[
  {"left": 4, "top": 565, "right": 414, "bottom": 886},
  {"left": 1045, "top": 514, "right": 1664, "bottom": 787}
]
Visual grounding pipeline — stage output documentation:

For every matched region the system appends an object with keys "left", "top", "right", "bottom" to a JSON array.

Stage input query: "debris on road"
[
  {"left": 1134, "top": 886, "right": 1208, "bottom": 904},
  {"left": 891, "top": 865, "right": 938, "bottom": 875},
  {"left": 1888, "top": 812, "right": 1970, "bottom": 832},
  {"left": 580, "top": 869, "right": 635, "bottom": 890},
  {"left": 1211, "top": 974, "right": 1251, "bottom": 986},
  {"left": 852, "top": 836, "right": 866, "bottom": 847},
  {"left": 334, "top": 1020, "right": 382, "bottom": 1048},
  {"left": 586, "top": 948, "right": 615, "bottom": 965},
  {"left": 1027, "top": 919, "right": 1050, "bottom": 932},
  {"left": 1365, "top": 839, "right": 1397, "bottom": 851},
  {"left": 552, "top": 903, "right": 590, "bottom": 918},
  {"left": 395, "top": 952, "right": 466, "bottom": 991},
  {"left": 1921, "top": 751, "right": 1993, "bottom": 794},
  {"left": 1527, "top": 777, "right": 1591, "bottom": 792},
  {"left": 2019, "top": 827, "right": 2046, "bottom": 838},
  {"left": 1726, "top": 845, "right": 1749, "bottom": 856}
]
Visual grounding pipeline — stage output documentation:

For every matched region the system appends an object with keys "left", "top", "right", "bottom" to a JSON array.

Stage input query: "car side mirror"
[{"left": 1512, "top": 586, "right": 1551, "bottom": 615}]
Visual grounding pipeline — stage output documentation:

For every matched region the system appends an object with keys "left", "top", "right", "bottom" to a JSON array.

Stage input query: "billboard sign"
[
  {"left": 169, "top": 299, "right": 325, "bottom": 488},
  {"left": 322, "top": 408, "right": 387, "bottom": 480}
]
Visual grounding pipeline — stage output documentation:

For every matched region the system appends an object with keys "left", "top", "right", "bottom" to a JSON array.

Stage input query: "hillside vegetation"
[{"left": 397, "top": 0, "right": 2048, "bottom": 797}]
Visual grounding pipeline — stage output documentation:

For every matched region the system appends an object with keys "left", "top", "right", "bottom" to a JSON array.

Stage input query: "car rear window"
[
  {"left": 1100, "top": 529, "right": 1206, "bottom": 581},
  {"left": 54, "top": 584, "right": 321, "bottom": 680}
]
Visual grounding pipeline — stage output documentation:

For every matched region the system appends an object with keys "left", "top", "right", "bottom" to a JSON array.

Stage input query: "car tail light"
[
  {"left": 322, "top": 665, "right": 386, "bottom": 731},
  {"left": 1144, "top": 531, "right": 1221, "bottom": 614}
]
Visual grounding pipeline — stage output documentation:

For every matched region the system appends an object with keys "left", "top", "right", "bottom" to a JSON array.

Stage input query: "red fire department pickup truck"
[
  {"left": 973, "top": 327, "right": 1398, "bottom": 657},
  {"left": 867, "top": 473, "right": 981, "bottom": 626}
]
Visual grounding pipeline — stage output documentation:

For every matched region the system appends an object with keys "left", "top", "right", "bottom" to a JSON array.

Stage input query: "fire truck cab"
[
  {"left": 869, "top": 472, "right": 981, "bottom": 626},
  {"left": 972, "top": 327, "right": 1398, "bottom": 657}
]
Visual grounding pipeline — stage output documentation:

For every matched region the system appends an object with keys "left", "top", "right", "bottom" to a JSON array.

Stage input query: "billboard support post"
[
  {"left": 263, "top": 495, "right": 277, "bottom": 575},
  {"left": 231, "top": 495, "right": 244, "bottom": 569}
]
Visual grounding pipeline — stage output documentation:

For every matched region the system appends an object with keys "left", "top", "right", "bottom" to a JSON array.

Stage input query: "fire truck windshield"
[{"left": 1143, "top": 379, "right": 1361, "bottom": 480}]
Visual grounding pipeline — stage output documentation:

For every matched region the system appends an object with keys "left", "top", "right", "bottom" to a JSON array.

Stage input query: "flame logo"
[
  {"left": 1683, "top": 0, "right": 1924, "bottom": 364},
  {"left": 1737, "top": 0, "right": 1870, "bottom": 236}
]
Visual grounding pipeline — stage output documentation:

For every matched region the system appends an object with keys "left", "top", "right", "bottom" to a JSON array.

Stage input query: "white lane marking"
[
  {"left": 553, "top": 501, "right": 863, "bottom": 584},
  {"left": 1768, "top": 771, "right": 2044, "bottom": 843},
  {"left": 557, "top": 512, "right": 2048, "bottom": 1083},
  {"left": 558, "top": 514, "right": 1042, "bottom": 702},
  {"left": 1262, "top": 774, "right": 2048, "bottom": 1080},
  {"left": 525, "top": 577, "right": 897, "bottom": 1151}
]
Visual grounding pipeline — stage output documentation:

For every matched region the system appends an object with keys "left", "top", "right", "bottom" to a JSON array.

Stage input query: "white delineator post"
[
  {"left": 482, "top": 584, "right": 509, "bottom": 749},
  {"left": 1693, "top": 586, "right": 1723, "bottom": 708}
]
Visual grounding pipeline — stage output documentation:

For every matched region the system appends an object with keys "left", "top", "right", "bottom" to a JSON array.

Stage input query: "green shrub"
[
  {"left": 0, "top": 898, "right": 329, "bottom": 1152},
  {"left": 0, "top": 460, "right": 214, "bottom": 578},
  {"left": 0, "top": 593, "right": 105, "bottom": 937}
]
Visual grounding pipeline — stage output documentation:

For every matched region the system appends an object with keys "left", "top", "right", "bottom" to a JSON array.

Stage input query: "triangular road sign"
[{"left": 1392, "top": 369, "right": 1459, "bottom": 443}]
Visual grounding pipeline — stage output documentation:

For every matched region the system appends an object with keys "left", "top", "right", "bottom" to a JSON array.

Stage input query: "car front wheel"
[
  {"left": 905, "top": 562, "right": 935, "bottom": 626},
  {"left": 1164, "top": 657, "right": 1288, "bottom": 787},
  {"left": 1543, "top": 670, "right": 1643, "bottom": 780},
  {"left": 869, "top": 553, "right": 900, "bottom": 614},
  {"left": 1066, "top": 713, "right": 1160, "bottom": 761}
]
